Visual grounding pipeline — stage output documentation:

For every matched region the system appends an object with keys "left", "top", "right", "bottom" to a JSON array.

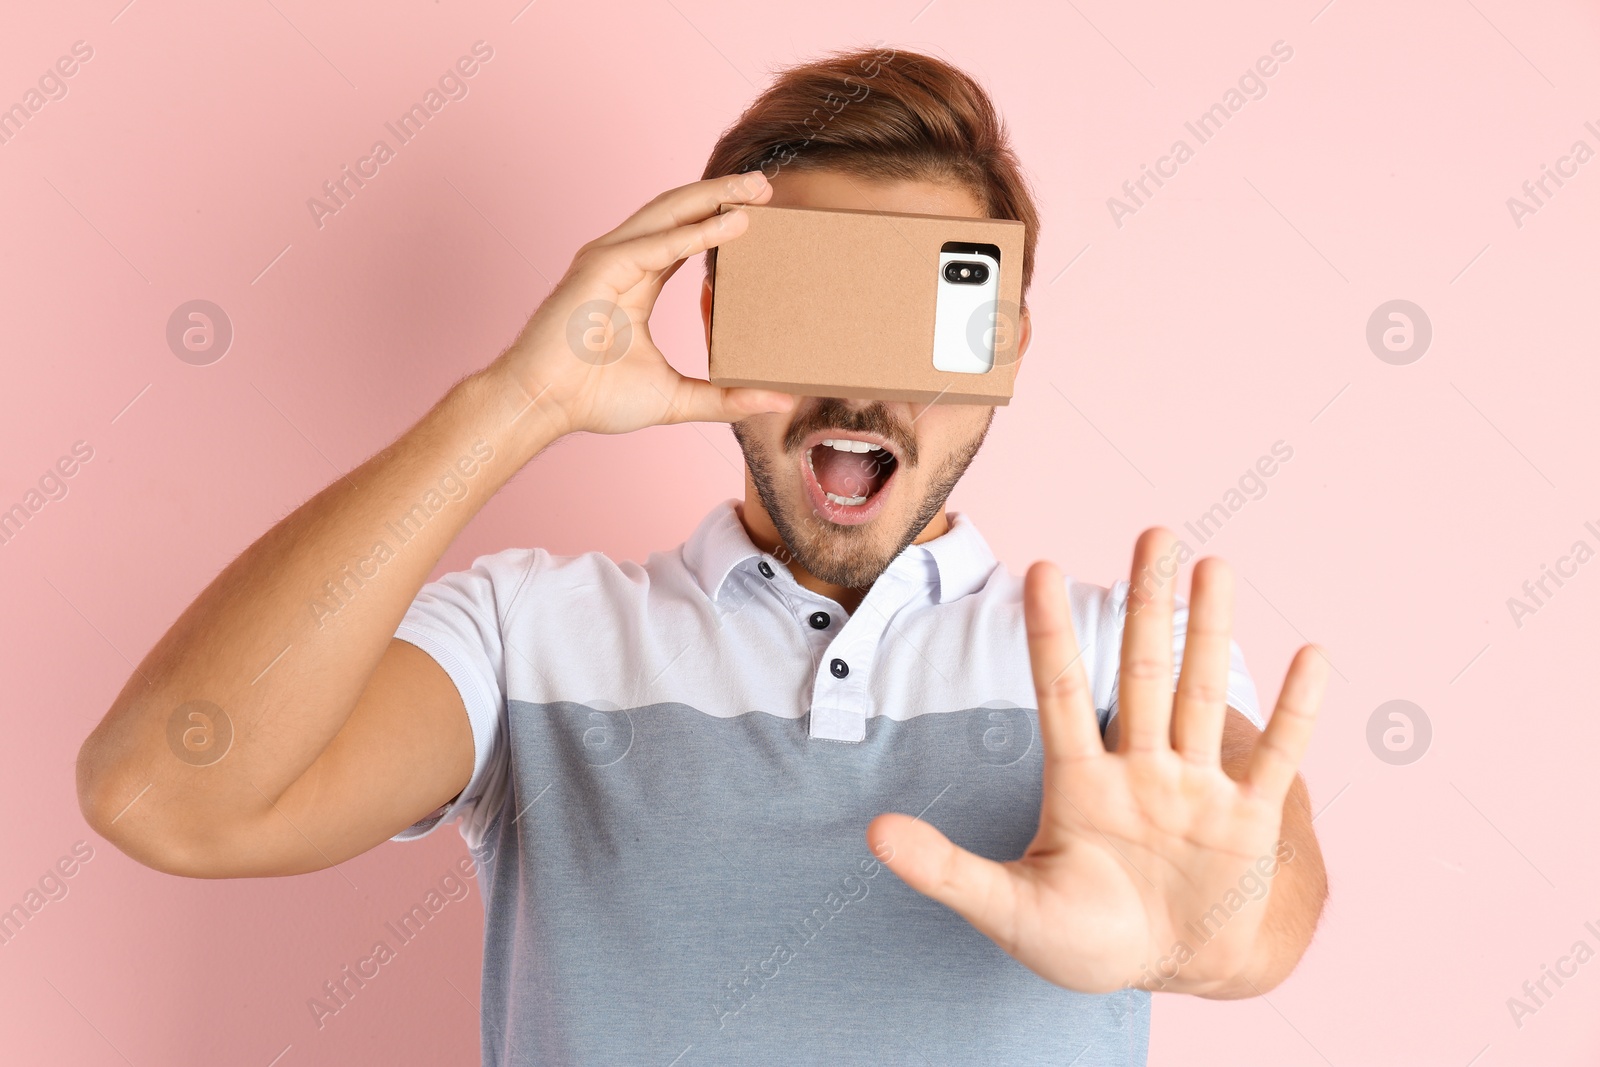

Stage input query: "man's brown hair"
[{"left": 700, "top": 44, "right": 1041, "bottom": 308}]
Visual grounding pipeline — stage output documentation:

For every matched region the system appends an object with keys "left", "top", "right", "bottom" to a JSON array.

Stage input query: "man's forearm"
[{"left": 76, "top": 364, "right": 559, "bottom": 852}]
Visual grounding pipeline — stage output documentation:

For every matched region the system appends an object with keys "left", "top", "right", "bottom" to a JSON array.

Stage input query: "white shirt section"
[{"left": 392, "top": 499, "right": 1262, "bottom": 847}]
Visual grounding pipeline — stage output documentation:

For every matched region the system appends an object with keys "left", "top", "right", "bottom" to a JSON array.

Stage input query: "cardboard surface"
[{"left": 708, "top": 203, "right": 1026, "bottom": 405}]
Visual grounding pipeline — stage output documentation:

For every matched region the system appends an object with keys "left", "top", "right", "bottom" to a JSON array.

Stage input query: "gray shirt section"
[{"left": 468, "top": 698, "right": 1149, "bottom": 1066}]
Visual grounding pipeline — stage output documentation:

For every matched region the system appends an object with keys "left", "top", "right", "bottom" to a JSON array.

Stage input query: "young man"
[{"left": 77, "top": 47, "right": 1327, "bottom": 1065}]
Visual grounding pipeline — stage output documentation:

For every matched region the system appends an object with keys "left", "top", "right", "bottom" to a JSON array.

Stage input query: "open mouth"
[{"left": 800, "top": 433, "right": 901, "bottom": 525}]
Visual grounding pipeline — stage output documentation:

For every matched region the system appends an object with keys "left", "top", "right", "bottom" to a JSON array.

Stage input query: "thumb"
[
  {"left": 867, "top": 813, "right": 1018, "bottom": 942},
  {"left": 660, "top": 378, "right": 796, "bottom": 425}
]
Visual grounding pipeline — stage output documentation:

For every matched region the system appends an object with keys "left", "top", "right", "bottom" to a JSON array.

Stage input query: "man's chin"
[
  {"left": 771, "top": 498, "right": 905, "bottom": 590},
  {"left": 733, "top": 414, "right": 988, "bottom": 594}
]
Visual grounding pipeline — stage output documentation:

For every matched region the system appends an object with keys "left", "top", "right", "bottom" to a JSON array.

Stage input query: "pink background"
[{"left": 3, "top": 0, "right": 1598, "bottom": 1063}]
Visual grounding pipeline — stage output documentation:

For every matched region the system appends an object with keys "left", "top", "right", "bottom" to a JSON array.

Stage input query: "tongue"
[{"left": 813, "top": 447, "right": 881, "bottom": 500}]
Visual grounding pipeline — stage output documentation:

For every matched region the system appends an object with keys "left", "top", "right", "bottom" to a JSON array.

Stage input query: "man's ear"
[
  {"left": 1014, "top": 305, "right": 1032, "bottom": 377},
  {"left": 701, "top": 279, "right": 714, "bottom": 351}
]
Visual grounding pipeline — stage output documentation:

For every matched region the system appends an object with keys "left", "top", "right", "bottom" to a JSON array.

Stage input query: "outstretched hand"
[{"left": 867, "top": 528, "right": 1328, "bottom": 996}]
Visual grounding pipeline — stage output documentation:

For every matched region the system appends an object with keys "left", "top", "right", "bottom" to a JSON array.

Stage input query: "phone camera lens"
[{"left": 943, "top": 261, "right": 989, "bottom": 285}]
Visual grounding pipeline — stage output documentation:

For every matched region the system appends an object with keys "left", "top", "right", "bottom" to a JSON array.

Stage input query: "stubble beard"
[{"left": 731, "top": 408, "right": 993, "bottom": 591}]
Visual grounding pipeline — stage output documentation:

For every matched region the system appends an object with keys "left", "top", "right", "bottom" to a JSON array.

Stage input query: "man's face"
[{"left": 701, "top": 168, "right": 1030, "bottom": 592}]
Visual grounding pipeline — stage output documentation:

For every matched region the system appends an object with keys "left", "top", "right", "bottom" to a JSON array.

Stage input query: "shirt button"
[
  {"left": 808, "top": 611, "right": 831, "bottom": 630},
  {"left": 758, "top": 560, "right": 774, "bottom": 579},
  {"left": 830, "top": 658, "right": 849, "bottom": 678}
]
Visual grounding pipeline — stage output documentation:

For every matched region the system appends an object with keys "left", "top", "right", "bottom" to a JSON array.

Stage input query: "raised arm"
[{"left": 76, "top": 171, "right": 793, "bottom": 878}]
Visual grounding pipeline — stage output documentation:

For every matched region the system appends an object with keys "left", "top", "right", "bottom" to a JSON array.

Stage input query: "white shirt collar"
[{"left": 682, "top": 498, "right": 998, "bottom": 607}]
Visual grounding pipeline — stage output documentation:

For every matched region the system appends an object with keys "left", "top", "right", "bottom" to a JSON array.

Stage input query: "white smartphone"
[{"left": 932, "top": 246, "right": 1001, "bottom": 374}]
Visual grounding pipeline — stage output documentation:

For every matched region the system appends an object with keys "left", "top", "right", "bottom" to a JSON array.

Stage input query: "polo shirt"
[{"left": 392, "top": 498, "right": 1262, "bottom": 1066}]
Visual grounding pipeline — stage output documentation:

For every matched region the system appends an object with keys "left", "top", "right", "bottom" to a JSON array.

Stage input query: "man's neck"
[{"left": 737, "top": 489, "right": 949, "bottom": 615}]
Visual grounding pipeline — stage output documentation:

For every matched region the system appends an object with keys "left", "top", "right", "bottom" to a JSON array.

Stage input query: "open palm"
[{"left": 868, "top": 528, "right": 1327, "bottom": 995}]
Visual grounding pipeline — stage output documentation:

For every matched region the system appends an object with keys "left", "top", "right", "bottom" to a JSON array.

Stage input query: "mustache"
[{"left": 781, "top": 397, "right": 918, "bottom": 467}]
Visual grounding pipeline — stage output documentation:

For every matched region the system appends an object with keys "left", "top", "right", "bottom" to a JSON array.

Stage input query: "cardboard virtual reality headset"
[{"left": 708, "top": 203, "right": 1027, "bottom": 405}]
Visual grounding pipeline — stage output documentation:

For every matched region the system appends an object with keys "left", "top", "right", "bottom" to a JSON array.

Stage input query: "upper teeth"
[{"left": 821, "top": 439, "right": 883, "bottom": 453}]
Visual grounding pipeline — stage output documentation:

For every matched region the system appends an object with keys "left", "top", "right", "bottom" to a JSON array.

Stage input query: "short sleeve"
[
  {"left": 1090, "top": 579, "right": 1263, "bottom": 733},
  {"left": 389, "top": 548, "right": 539, "bottom": 848}
]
